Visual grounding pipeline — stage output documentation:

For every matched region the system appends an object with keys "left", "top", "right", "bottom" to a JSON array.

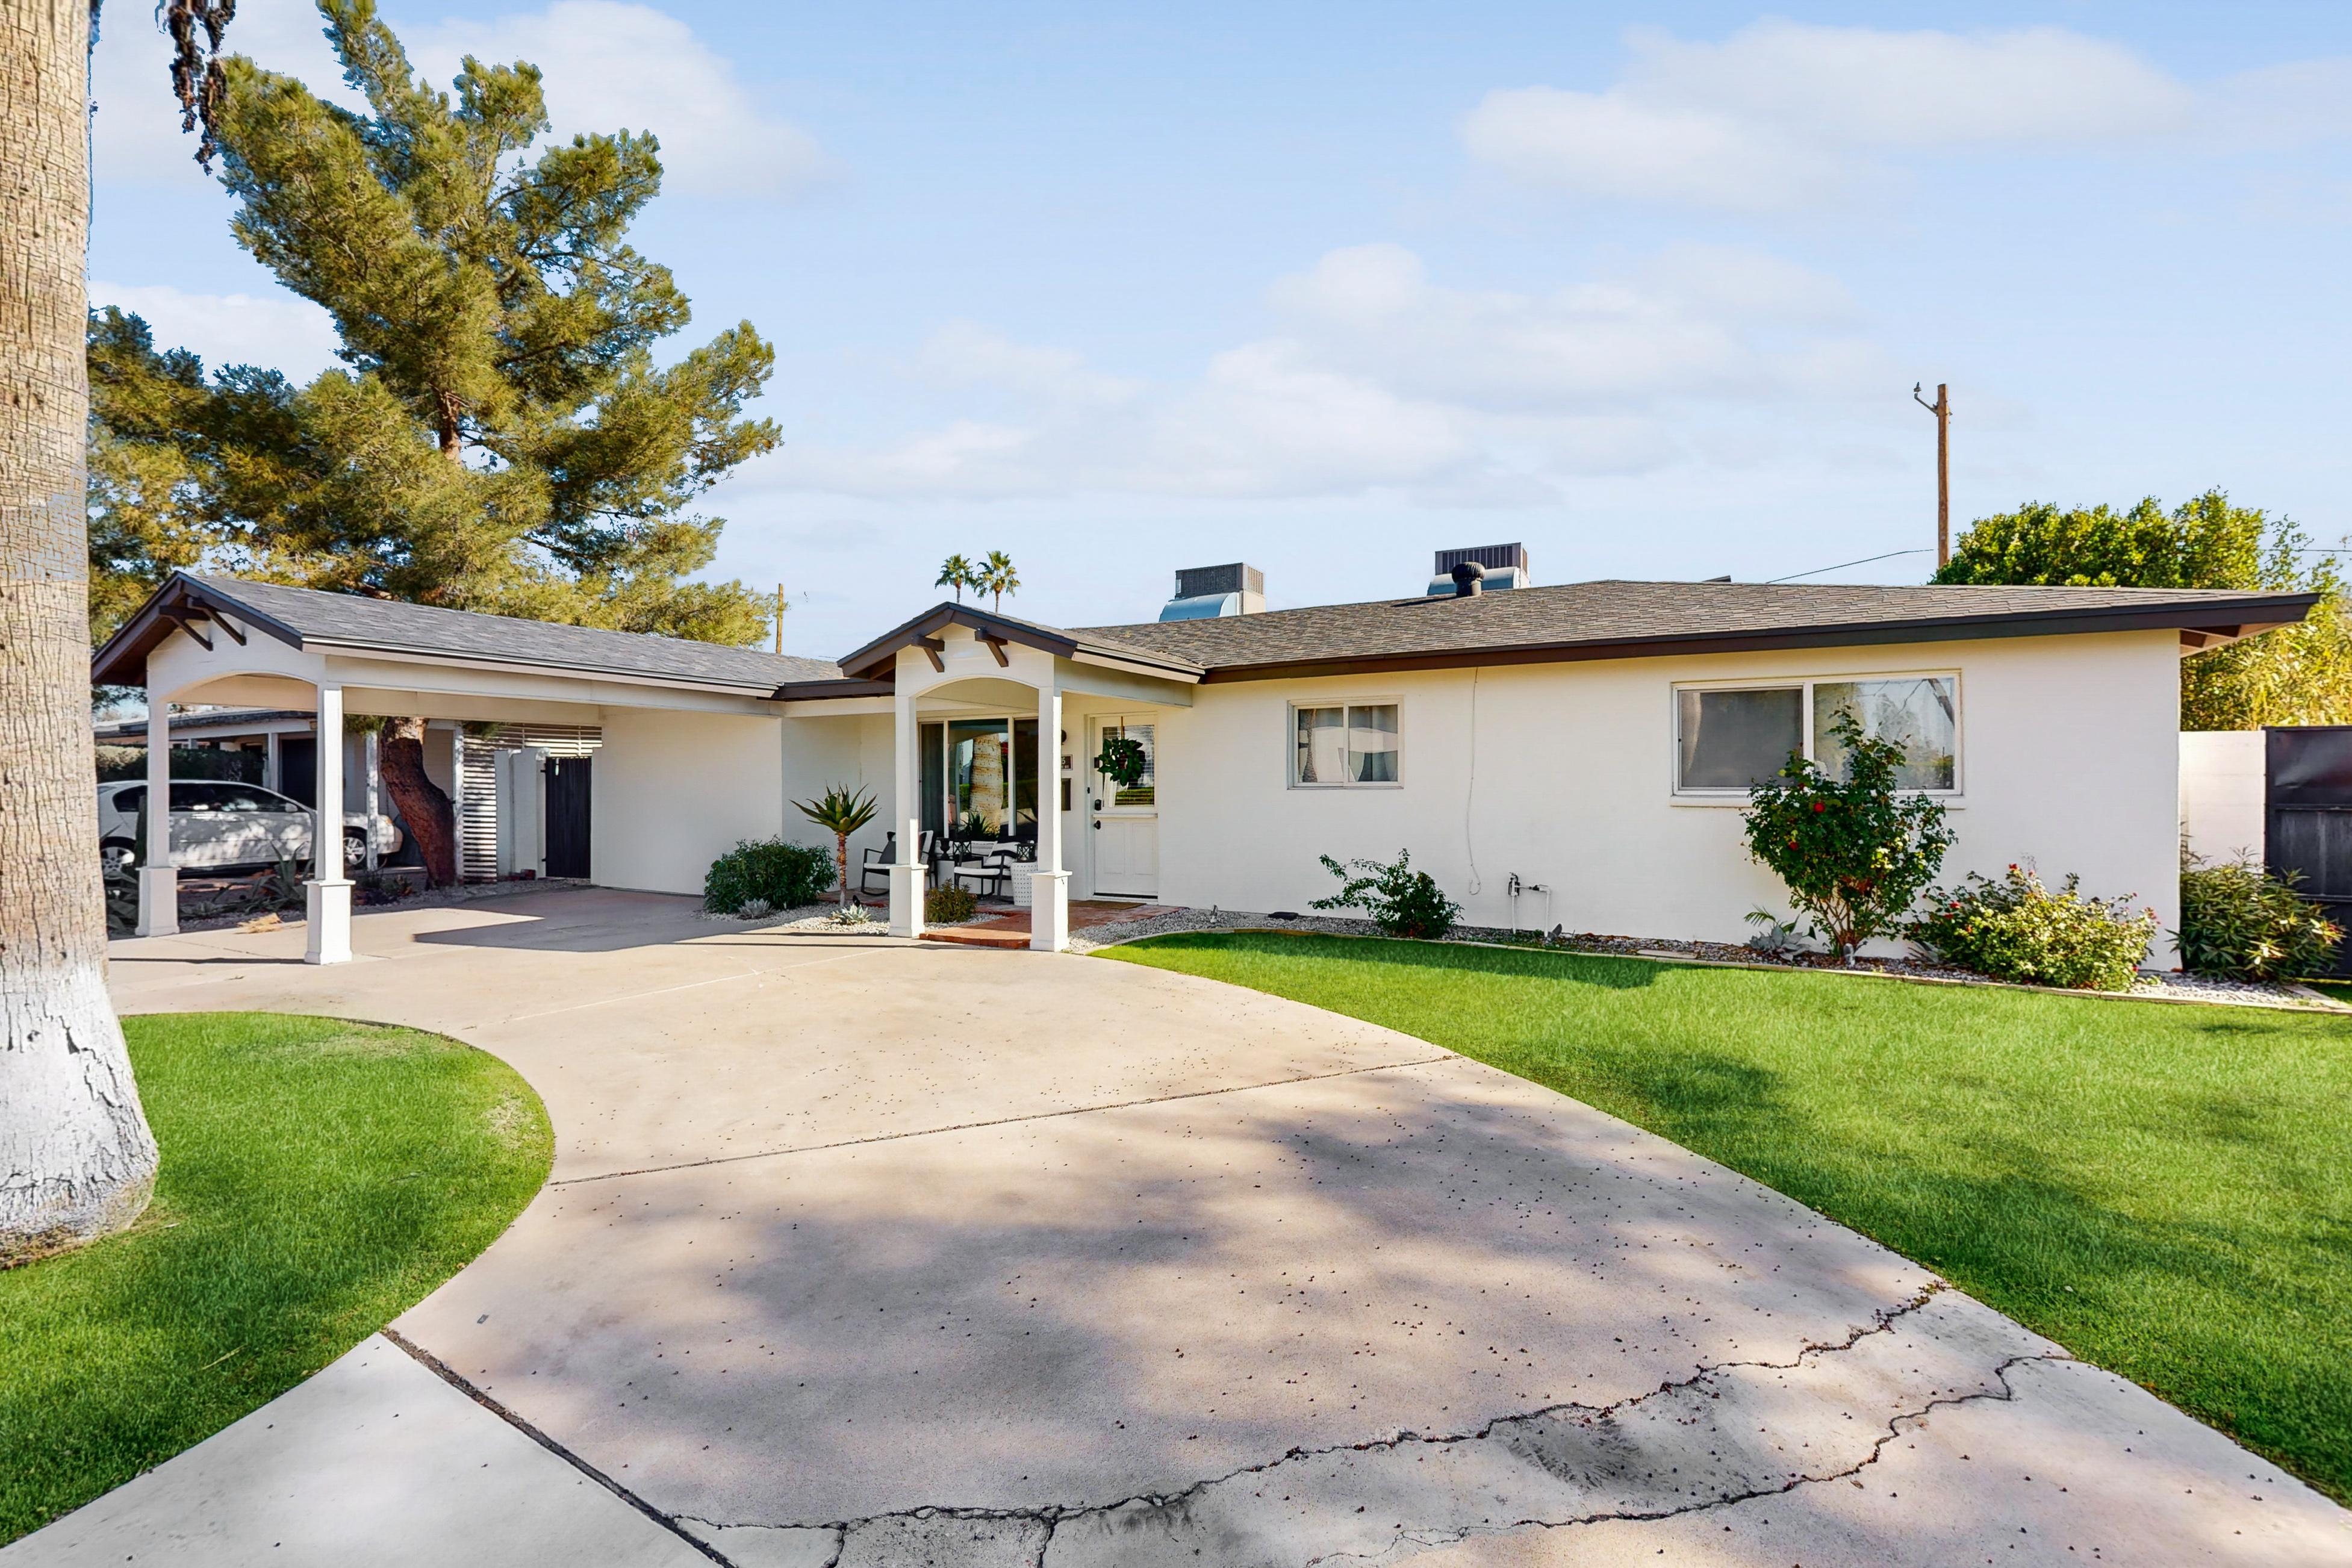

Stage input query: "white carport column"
[
  {"left": 135, "top": 698, "right": 178, "bottom": 937},
  {"left": 888, "top": 679, "right": 925, "bottom": 938},
  {"left": 304, "top": 683, "right": 353, "bottom": 965},
  {"left": 1028, "top": 679, "right": 1069, "bottom": 952}
]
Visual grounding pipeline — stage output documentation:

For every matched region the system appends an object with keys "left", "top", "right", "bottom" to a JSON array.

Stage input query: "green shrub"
[
  {"left": 1907, "top": 864, "right": 2156, "bottom": 991},
  {"left": 704, "top": 838, "right": 832, "bottom": 914},
  {"left": 1744, "top": 714, "right": 1954, "bottom": 958},
  {"left": 1311, "top": 848, "right": 1461, "bottom": 939},
  {"left": 926, "top": 884, "right": 978, "bottom": 924},
  {"left": 2176, "top": 853, "right": 2344, "bottom": 981}
]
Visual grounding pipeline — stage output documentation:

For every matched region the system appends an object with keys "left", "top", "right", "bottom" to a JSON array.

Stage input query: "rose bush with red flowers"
[{"left": 1741, "top": 713, "right": 1954, "bottom": 960}]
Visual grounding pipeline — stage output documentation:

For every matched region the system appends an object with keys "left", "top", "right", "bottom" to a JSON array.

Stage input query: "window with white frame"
[
  {"left": 1675, "top": 675, "right": 1958, "bottom": 794},
  {"left": 1293, "top": 703, "right": 1399, "bottom": 786}
]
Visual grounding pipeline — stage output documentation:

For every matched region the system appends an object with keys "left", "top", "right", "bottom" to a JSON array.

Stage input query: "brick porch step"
[{"left": 919, "top": 925, "right": 1032, "bottom": 950}]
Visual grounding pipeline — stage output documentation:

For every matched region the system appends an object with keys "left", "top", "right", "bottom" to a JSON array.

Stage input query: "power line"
[{"left": 1767, "top": 547, "right": 1935, "bottom": 584}]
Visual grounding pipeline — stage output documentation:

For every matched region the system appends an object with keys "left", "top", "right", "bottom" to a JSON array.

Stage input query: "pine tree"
[{"left": 90, "top": 0, "right": 784, "bottom": 880}]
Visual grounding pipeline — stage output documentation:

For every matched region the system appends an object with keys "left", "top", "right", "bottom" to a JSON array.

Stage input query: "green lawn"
[
  {"left": 1103, "top": 933, "right": 2352, "bottom": 1503},
  {"left": 0, "top": 1013, "right": 550, "bottom": 1545}
]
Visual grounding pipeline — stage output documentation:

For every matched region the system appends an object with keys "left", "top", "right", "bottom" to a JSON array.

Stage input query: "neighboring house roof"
[
  {"left": 1062, "top": 580, "right": 2322, "bottom": 682},
  {"left": 93, "top": 708, "right": 313, "bottom": 742},
  {"left": 93, "top": 573, "right": 841, "bottom": 693}
]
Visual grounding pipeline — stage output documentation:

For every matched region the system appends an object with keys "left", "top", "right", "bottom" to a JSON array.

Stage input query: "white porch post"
[
  {"left": 264, "top": 728, "right": 282, "bottom": 792},
  {"left": 305, "top": 683, "right": 352, "bottom": 964},
  {"left": 135, "top": 697, "right": 178, "bottom": 936},
  {"left": 362, "top": 729, "right": 380, "bottom": 873},
  {"left": 888, "top": 677, "right": 925, "bottom": 938},
  {"left": 1029, "top": 677, "right": 1069, "bottom": 952}
]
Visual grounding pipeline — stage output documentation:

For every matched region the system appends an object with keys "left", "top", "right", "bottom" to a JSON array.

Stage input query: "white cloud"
[
  {"left": 914, "top": 322, "right": 1144, "bottom": 408},
  {"left": 418, "top": 1, "right": 829, "bottom": 199},
  {"left": 90, "top": 0, "right": 827, "bottom": 201},
  {"left": 1266, "top": 242, "right": 1878, "bottom": 413},
  {"left": 744, "top": 242, "right": 1893, "bottom": 505},
  {"left": 90, "top": 280, "right": 343, "bottom": 381},
  {"left": 1464, "top": 20, "right": 2195, "bottom": 212}
]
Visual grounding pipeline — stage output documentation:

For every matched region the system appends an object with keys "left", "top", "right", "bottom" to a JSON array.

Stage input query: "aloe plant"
[{"left": 794, "top": 785, "right": 880, "bottom": 909}]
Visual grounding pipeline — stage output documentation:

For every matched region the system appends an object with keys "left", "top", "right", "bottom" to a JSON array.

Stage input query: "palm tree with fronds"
[
  {"left": 982, "top": 550, "right": 1020, "bottom": 611},
  {"left": 794, "top": 785, "right": 879, "bottom": 909},
  {"left": 936, "top": 555, "right": 977, "bottom": 603}
]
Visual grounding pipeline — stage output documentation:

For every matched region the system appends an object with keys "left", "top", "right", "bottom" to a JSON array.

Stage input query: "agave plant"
[{"left": 793, "top": 785, "right": 880, "bottom": 909}]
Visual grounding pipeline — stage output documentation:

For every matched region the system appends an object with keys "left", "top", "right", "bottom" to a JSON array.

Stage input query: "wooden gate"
[
  {"left": 546, "top": 756, "right": 593, "bottom": 880},
  {"left": 2264, "top": 726, "right": 2352, "bottom": 978}
]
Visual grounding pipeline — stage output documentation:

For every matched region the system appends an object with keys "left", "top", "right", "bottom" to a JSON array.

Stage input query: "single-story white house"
[{"left": 93, "top": 547, "right": 2316, "bottom": 965}]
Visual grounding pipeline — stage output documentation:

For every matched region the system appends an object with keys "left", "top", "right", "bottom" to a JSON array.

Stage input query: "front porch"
[{"left": 786, "top": 602, "right": 1203, "bottom": 952}]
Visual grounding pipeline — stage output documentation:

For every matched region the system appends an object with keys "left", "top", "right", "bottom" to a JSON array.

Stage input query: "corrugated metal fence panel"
[
  {"left": 457, "top": 736, "right": 501, "bottom": 883},
  {"left": 494, "top": 724, "right": 602, "bottom": 758},
  {"left": 453, "top": 726, "right": 600, "bottom": 882}
]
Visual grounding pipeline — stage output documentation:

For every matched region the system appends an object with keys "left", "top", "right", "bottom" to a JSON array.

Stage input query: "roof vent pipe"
[{"left": 1451, "top": 561, "right": 1486, "bottom": 598}]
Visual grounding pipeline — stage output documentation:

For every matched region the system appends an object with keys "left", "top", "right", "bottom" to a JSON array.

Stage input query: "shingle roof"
[
  {"left": 833, "top": 600, "right": 1202, "bottom": 682},
  {"left": 93, "top": 573, "right": 842, "bottom": 691},
  {"left": 1067, "top": 579, "right": 2319, "bottom": 680}
]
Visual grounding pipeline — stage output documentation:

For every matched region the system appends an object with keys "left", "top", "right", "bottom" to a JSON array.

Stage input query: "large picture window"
[
  {"left": 1675, "top": 675, "right": 1958, "bottom": 794},
  {"left": 1293, "top": 703, "right": 1399, "bottom": 786}
]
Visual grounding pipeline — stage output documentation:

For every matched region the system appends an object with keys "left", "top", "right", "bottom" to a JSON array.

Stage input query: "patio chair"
[
  {"left": 951, "top": 847, "right": 1015, "bottom": 901},
  {"left": 857, "top": 833, "right": 899, "bottom": 898},
  {"left": 859, "top": 830, "right": 937, "bottom": 899}
]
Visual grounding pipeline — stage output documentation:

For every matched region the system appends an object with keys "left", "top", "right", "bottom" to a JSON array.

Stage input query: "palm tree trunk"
[
  {"left": 1, "top": 0, "right": 160, "bottom": 1262},
  {"left": 836, "top": 833, "right": 849, "bottom": 907}
]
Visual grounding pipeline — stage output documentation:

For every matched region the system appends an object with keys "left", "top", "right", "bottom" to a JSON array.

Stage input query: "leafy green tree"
[
  {"left": 89, "top": 0, "right": 785, "bottom": 880},
  {"left": 981, "top": 550, "right": 1019, "bottom": 611},
  {"left": 1935, "top": 491, "right": 2352, "bottom": 729},
  {"left": 935, "top": 554, "right": 977, "bottom": 603},
  {"left": 1743, "top": 715, "right": 1954, "bottom": 960}
]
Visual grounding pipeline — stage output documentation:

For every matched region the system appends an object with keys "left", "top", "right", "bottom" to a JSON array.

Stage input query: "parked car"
[{"left": 96, "top": 781, "right": 401, "bottom": 875}]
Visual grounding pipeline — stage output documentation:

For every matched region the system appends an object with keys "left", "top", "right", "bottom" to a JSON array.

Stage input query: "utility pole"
[
  {"left": 773, "top": 585, "right": 785, "bottom": 655},
  {"left": 1912, "top": 382, "right": 1950, "bottom": 568}
]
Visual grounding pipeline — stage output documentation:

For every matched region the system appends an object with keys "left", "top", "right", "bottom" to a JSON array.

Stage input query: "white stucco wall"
[
  {"left": 778, "top": 712, "right": 897, "bottom": 889},
  {"left": 1132, "top": 629, "right": 2185, "bottom": 963},
  {"left": 2179, "top": 729, "right": 2265, "bottom": 866},
  {"left": 591, "top": 709, "right": 788, "bottom": 896}
]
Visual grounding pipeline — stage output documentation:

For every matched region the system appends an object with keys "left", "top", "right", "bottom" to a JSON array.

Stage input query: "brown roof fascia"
[
  {"left": 1192, "top": 594, "right": 2323, "bottom": 684},
  {"left": 773, "top": 676, "right": 897, "bottom": 701}
]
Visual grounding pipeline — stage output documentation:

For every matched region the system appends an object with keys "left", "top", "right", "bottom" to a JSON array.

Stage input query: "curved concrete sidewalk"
[{"left": 10, "top": 888, "right": 2345, "bottom": 1566}]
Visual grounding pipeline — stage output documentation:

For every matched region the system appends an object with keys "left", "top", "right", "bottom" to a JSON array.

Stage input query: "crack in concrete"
[
  {"left": 1297, "top": 1348, "right": 2065, "bottom": 1567},
  {"left": 673, "top": 1284, "right": 2056, "bottom": 1567}
]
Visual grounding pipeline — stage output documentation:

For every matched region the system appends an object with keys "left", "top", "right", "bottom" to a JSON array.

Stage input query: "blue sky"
[{"left": 89, "top": 2, "right": 2352, "bottom": 652}]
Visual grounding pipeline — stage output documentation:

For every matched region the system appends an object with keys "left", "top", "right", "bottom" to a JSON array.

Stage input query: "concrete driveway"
[{"left": 11, "top": 888, "right": 2345, "bottom": 1566}]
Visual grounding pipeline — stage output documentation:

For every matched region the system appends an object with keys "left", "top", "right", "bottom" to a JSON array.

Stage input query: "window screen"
[
  {"left": 1813, "top": 677, "right": 1956, "bottom": 790},
  {"left": 1676, "top": 687, "right": 1803, "bottom": 790}
]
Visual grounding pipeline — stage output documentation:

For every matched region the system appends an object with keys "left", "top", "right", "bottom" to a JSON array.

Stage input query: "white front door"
[{"left": 1089, "top": 716, "right": 1159, "bottom": 898}]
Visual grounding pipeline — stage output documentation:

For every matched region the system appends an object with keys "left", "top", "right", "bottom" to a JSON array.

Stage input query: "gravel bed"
[{"left": 1071, "top": 906, "right": 2342, "bottom": 1010}]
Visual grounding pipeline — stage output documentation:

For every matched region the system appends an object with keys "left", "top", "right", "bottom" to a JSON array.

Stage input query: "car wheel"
[
  {"left": 343, "top": 829, "right": 369, "bottom": 871},
  {"left": 100, "top": 839, "right": 138, "bottom": 876}
]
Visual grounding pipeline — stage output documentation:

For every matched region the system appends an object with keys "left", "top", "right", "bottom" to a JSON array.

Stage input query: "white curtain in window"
[
  {"left": 1296, "top": 708, "right": 1346, "bottom": 784},
  {"left": 1348, "top": 705, "right": 1398, "bottom": 782}
]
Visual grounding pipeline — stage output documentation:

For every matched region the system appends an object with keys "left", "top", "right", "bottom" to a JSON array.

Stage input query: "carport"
[{"left": 93, "top": 573, "right": 838, "bottom": 963}]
